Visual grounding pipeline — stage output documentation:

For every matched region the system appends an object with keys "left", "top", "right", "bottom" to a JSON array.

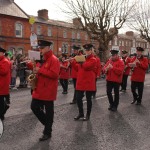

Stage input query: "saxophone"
[{"left": 27, "top": 61, "right": 37, "bottom": 90}]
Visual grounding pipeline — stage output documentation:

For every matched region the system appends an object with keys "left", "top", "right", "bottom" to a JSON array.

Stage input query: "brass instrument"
[
  {"left": 64, "top": 55, "right": 86, "bottom": 63},
  {"left": 27, "top": 60, "right": 37, "bottom": 90},
  {"left": 129, "top": 57, "right": 140, "bottom": 74}
]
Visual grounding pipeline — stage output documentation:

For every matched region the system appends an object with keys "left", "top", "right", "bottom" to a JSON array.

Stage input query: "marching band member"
[
  {"left": 103, "top": 49, "right": 124, "bottom": 111},
  {"left": 74, "top": 44, "right": 97, "bottom": 121},
  {"left": 130, "top": 47, "right": 148, "bottom": 105},
  {"left": 70, "top": 45, "right": 80, "bottom": 104},
  {"left": 120, "top": 50, "right": 131, "bottom": 92},
  {"left": 0, "top": 47, "right": 11, "bottom": 120},
  {"left": 30, "top": 40, "right": 60, "bottom": 141},
  {"left": 59, "top": 54, "right": 70, "bottom": 94}
]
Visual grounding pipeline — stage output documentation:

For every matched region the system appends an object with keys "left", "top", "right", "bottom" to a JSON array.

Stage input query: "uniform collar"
[{"left": 44, "top": 51, "right": 53, "bottom": 61}]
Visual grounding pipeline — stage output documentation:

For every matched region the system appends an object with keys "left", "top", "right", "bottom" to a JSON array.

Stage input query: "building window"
[
  {"left": 50, "top": 41, "right": 54, "bottom": 50},
  {"left": 63, "top": 30, "right": 67, "bottom": 38},
  {"left": 15, "top": 23, "right": 23, "bottom": 37},
  {"left": 85, "top": 34, "right": 88, "bottom": 41},
  {"left": 126, "top": 41, "right": 128, "bottom": 46},
  {"left": 119, "top": 40, "right": 122, "bottom": 46},
  {"left": 72, "top": 31, "right": 75, "bottom": 39},
  {"left": 109, "top": 40, "right": 112, "bottom": 45},
  {"left": 37, "top": 25, "right": 41, "bottom": 35},
  {"left": 77, "top": 32, "right": 80, "bottom": 39},
  {"left": 48, "top": 27, "right": 52, "bottom": 36},
  {"left": 62, "top": 43, "right": 68, "bottom": 53},
  {"left": 122, "top": 41, "right": 124, "bottom": 46}
]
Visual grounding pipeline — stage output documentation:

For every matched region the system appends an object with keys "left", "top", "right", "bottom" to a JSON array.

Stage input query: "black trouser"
[
  {"left": 72, "top": 78, "right": 77, "bottom": 102},
  {"left": 76, "top": 90, "right": 93, "bottom": 116},
  {"left": 92, "top": 78, "right": 97, "bottom": 97},
  {"left": 106, "top": 81, "right": 120, "bottom": 108},
  {"left": 121, "top": 74, "right": 128, "bottom": 90},
  {"left": 0, "top": 95, "right": 10, "bottom": 119},
  {"left": 131, "top": 81, "right": 144, "bottom": 103},
  {"left": 59, "top": 79, "right": 68, "bottom": 92},
  {"left": 31, "top": 99, "right": 54, "bottom": 135}
]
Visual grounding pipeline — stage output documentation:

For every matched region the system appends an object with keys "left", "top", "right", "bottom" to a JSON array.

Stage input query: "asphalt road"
[{"left": 0, "top": 74, "right": 150, "bottom": 150}]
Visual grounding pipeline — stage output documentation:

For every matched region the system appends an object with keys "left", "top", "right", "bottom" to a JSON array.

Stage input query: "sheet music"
[{"left": 28, "top": 50, "right": 40, "bottom": 60}]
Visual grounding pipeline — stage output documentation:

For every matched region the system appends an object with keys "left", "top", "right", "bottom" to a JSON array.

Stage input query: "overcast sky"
[
  {"left": 15, "top": 0, "right": 69, "bottom": 21},
  {"left": 14, "top": 0, "right": 134, "bottom": 33}
]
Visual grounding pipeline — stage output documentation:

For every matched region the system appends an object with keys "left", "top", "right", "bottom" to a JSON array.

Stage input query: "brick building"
[
  {"left": 0, "top": 0, "right": 93, "bottom": 57},
  {"left": 109, "top": 31, "right": 150, "bottom": 56},
  {"left": 0, "top": 0, "right": 149, "bottom": 59}
]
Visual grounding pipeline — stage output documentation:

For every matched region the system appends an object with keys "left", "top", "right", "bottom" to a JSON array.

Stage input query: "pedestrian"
[
  {"left": 31, "top": 40, "right": 60, "bottom": 141},
  {"left": 120, "top": 50, "right": 131, "bottom": 92},
  {"left": 130, "top": 47, "right": 148, "bottom": 105},
  {"left": 69, "top": 45, "right": 80, "bottom": 104},
  {"left": 11, "top": 60, "right": 18, "bottom": 89},
  {"left": 59, "top": 54, "right": 70, "bottom": 94},
  {"left": 74, "top": 43, "right": 97, "bottom": 121},
  {"left": 103, "top": 49, "right": 124, "bottom": 111},
  {"left": 0, "top": 47, "right": 11, "bottom": 120}
]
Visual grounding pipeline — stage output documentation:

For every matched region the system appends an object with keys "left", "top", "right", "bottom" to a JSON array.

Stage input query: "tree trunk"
[{"left": 98, "top": 42, "right": 110, "bottom": 63}]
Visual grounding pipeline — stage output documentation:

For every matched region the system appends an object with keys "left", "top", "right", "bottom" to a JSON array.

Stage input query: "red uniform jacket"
[
  {"left": 130, "top": 56, "right": 148, "bottom": 82},
  {"left": 70, "top": 59, "right": 78, "bottom": 79},
  {"left": 0, "top": 56, "right": 11, "bottom": 95},
  {"left": 94, "top": 56, "right": 101, "bottom": 78},
  {"left": 59, "top": 61, "right": 70, "bottom": 79},
  {"left": 122, "top": 56, "right": 131, "bottom": 75},
  {"left": 75, "top": 54, "right": 97, "bottom": 91},
  {"left": 32, "top": 51, "right": 60, "bottom": 101},
  {"left": 104, "top": 58, "right": 124, "bottom": 83}
]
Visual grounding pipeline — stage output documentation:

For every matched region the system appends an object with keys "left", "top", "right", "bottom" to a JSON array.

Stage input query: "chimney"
[
  {"left": 126, "top": 31, "right": 134, "bottom": 36},
  {"left": 38, "top": 9, "right": 49, "bottom": 20},
  {"left": 73, "top": 18, "right": 82, "bottom": 28},
  {"left": 9, "top": 0, "right": 14, "bottom": 3}
]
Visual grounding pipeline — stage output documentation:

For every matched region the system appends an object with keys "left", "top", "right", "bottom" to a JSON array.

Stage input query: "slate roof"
[
  {"left": 32, "top": 16, "right": 75, "bottom": 29},
  {"left": 0, "top": 0, "right": 29, "bottom": 19}
]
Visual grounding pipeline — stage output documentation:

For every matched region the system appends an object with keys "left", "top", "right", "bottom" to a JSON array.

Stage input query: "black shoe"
[
  {"left": 131, "top": 100, "right": 136, "bottom": 104},
  {"left": 70, "top": 101, "right": 76, "bottom": 104},
  {"left": 122, "top": 89, "right": 126, "bottom": 92},
  {"left": 136, "top": 102, "right": 141, "bottom": 105},
  {"left": 83, "top": 115, "right": 90, "bottom": 121},
  {"left": 120, "top": 89, "right": 123, "bottom": 91},
  {"left": 108, "top": 105, "right": 113, "bottom": 110},
  {"left": 39, "top": 134, "right": 51, "bottom": 141},
  {"left": 62, "top": 91, "right": 68, "bottom": 94},
  {"left": 74, "top": 114, "right": 84, "bottom": 120},
  {"left": 0, "top": 115, "right": 4, "bottom": 121},
  {"left": 111, "top": 107, "right": 117, "bottom": 112}
]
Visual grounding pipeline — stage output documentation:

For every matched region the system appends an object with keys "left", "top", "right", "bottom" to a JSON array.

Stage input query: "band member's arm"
[
  {"left": 112, "top": 61, "right": 124, "bottom": 75},
  {"left": 38, "top": 59, "right": 60, "bottom": 79},
  {"left": 138, "top": 58, "right": 148, "bottom": 70},
  {"left": 82, "top": 58, "right": 96, "bottom": 71},
  {"left": 0, "top": 61, "right": 10, "bottom": 75}
]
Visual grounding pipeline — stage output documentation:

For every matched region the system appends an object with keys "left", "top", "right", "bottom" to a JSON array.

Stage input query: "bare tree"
[
  {"left": 129, "top": 0, "right": 150, "bottom": 43},
  {"left": 61, "top": 0, "right": 136, "bottom": 61}
]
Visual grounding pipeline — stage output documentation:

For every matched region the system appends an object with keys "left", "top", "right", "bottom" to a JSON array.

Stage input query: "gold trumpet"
[{"left": 129, "top": 57, "right": 140, "bottom": 73}]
